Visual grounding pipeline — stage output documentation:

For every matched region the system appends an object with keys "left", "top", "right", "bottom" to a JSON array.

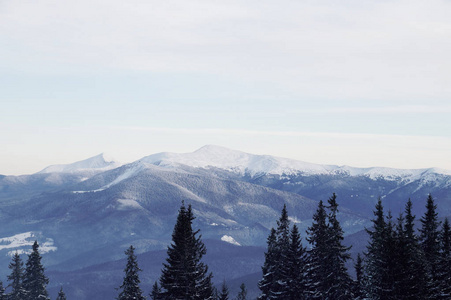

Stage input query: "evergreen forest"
[{"left": 2, "top": 194, "right": 450, "bottom": 300}]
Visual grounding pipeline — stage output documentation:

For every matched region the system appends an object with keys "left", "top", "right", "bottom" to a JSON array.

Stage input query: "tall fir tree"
[
  {"left": 305, "top": 200, "right": 330, "bottom": 299},
  {"left": 353, "top": 254, "right": 364, "bottom": 300},
  {"left": 258, "top": 205, "right": 307, "bottom": 299},
  {"left": 392, "top": 213, "right": 411, "bottom": 299},
  {"left": 419, "top": 194, "right": 441, "bottom": 299},
  {"left": 270, "top": 204, "right": 291, "bottom": 299},
  {"left": 23, "top": 241, "right": 50, "bottom": 300},
  {"left": 400, "top": 199, "right": 427, "bottom": 299},
  {"left": 258, "top": 228, "right": 277, "bottom": 300},
  {"left": 160, "top": 203, "right": 214, "bottom": 300},
  {"left": 235, "top": 283, "right": 247, "bottom": 300},
  {"left": 364, "top": 198, "right": 393, "bottom": 300},
  {"left": 325, "top": 193, "right": 353, "bottom": 299},
  {"left": 286, "top": 224, "right": 307, "bottom": 300},
  {"left": 56, "top": 287, "right": 67, "bottom": 300},
  {"left": 382, "top": 212, "right": 398, "bottom": 300},
  {"left": 7, "top": 252, "right": 26, "bottom": 300},
  {"left": 438, "top": 218, "right": 451, "bottom": 298},
  {"left": 117, "top": 245, "right": 145, "bottom": 300}
]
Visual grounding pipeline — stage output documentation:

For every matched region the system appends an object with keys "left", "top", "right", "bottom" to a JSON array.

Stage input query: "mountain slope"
[
  {"left": 141, "top": 145, "right": 451, "bottom": 181},
  {"left": 0, "top": 145, "right": 449, "bottom": 300},
  {"left": 38, "top": 153, "right": 121, "bottom": 174}
]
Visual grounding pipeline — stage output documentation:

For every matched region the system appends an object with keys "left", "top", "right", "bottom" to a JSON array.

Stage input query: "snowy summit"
[
  {"left": 38, "top": 153, "right": 121, "bottom": 174},
  {"left": 140, "top": 145, "right": 451, "bottom": 181}
]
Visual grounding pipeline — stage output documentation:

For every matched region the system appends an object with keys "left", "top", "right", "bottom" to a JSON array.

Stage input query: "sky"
[{"left": 1, "top": 0, "right": 451, "bottom": 175}]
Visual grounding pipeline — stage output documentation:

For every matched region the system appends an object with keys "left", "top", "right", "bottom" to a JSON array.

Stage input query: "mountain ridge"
[
  {"left": 0, "top": 145, "right": 450, "bottom": 300},
  {"left": 139, "top": 145, "right": 451, "bottom": 181},
  {"left": 38, "top": 153, "right": 121, "bottom": 174}
]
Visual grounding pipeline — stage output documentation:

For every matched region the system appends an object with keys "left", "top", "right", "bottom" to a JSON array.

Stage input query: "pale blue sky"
[{"left": 1, "top": 0, "right": 450, "bottom": 175}]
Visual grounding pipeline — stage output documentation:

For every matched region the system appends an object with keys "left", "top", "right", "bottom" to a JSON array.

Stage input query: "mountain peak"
[
  {"left": 140, "top": 145, "right": 328, "bottom": 176},
  {"left": 140, "top": 145, "right": 451, "bottom": 180},
  {"left": 38, "top": 153, "right": 121, "bottom": 174},
  {"left": 194, "top": 144, "right": 239, "bottom": 154}
]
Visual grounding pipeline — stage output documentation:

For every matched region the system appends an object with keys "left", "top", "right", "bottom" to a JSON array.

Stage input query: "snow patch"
[
  {"left": 0, "top": 232, "right": 57, "bottom": 255},
  {"left": 221, "top": 235, "right": 241, "bottom": 246},
  {"left": 72, "top": 188, "right": 105, "bottom": 194},
  {"left": 288, "top": 216, "right": 302, "bottom": 224},
  {"left": 116, "top": 199, "right": 143, "bottom": 210}
]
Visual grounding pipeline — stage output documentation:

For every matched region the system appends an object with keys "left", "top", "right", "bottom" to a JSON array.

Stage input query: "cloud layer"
[{"left": 1, "top": 0, "right": 451, "bottom": 101}]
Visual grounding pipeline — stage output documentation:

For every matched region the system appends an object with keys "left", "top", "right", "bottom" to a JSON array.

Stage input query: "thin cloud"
[
  {"left": 1, "top": 0, "right": 451, "bottom": 101},
  {"left": 297, "top": 105, "right": 451, "bottom": 115},
  {"left": 109, "top": 126, "right": 451, "bottom": 141}
]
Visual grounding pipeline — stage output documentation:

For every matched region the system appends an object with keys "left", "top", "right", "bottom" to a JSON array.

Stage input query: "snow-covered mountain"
[
  {"left": 38, "top": 153, "right": 121, "bottom": 174},
  {"left": 0, "top": 145, "right": 450, "bottom": 299},
  {"left": 141, "top": 145, "right": 451, "bottom": 182}
]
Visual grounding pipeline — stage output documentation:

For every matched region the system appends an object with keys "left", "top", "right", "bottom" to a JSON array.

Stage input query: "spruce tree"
[
  {"left": 419, "top": 194, "right": 441, "bottom": 299},
  {"left": 400, "top": 199, "right": 427, "bottom": 299},
  {"left": 7, "top": 251, "right": 26, "bottom": 300},
  {"left": 258, "top": 228, "right": 277, "bottom": 300},
  {"left": 305, "top": 200, "right": 330, "bottom": 299},
  {"left": 392, "top": 213, "right": 410, "bottom": 299},
  {"left": 325, "top": 193, "right": 353, "bottom": 299},
  {"left": 270, "top": 204, "right": 291, "bottom": 299},
  {"left": 382, "top": 212, "right": 398, "bottom": 300},
  {"left": 117, "top": 245, "right": 145, "bottom": 300},
  {"left": 218, "top": 280, "right": 229, "bottom": 300},
  {"left": 150, "top": 281, "right": 162, "bottom": 300},
  {"left": 160, "top": 203, "right": 214, "bottom": 300},
  {"left": 235, "top": 283, "right": 247, "bottom": 300},
  {"left": 364, "top": 198, "right": 393, "bottom": 300},
  {"left": 353, "top": 254, "right": 364, "bottom": 300},
  {"left": 438, "top": 218, "right": 451, "bottom": 298},
  {"left": 23, "top": 241, "right": 50, "bottom": 300},
  {"left": 286, "top": 224, "right": 307, "bottom": 300},
  {"left": 56, "top": 287, "right": 67, "bottom": 300}
]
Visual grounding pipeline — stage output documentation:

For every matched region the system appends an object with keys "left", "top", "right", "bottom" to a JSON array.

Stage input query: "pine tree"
[
  {"left": 353, "top": 254, "right": 364, "bottom": 300},
  {"left": 117, "top": 245, "right": 145, "bottom": 300},
  {"left": 7, "top": 252, "right": 26, "bottom": 300},
  {"left": 325, "top": 193, "right": 353, "bottom": 299},
  {"left": 382, "top": 212, "right": 398, "bottom": 300},
  {"left": 305, "top": 200, "right": 330, "bottom": 299},
  {"left": 160, "top": 203, "right": 214, "bottom": 300},
  {"left": 438, "top": 218, "right": 451, "bottom": 298},
  {"left": 150, "top": 281, "right": 162, "bottom": 300},
  {"left": 56, "top": 287, "right": 67, "bottom": 300},
  {"left": 23, "top": 241, "right": 50, "bottom": 300},
  {"left": 258, "top": 228, "right": 277, "bottom": 300},
  {"left": 236, "top": 283, "right": 247, "bottom": 300},
  {"left": 270, "top": 204, "right": 291, "bottom": 299},
  {"left": 364, "top": 198, "right": 393, "bottom": 300},
  {"left": 392, "top": 213, "right": 411, "bottom": 299},
  {"left": 0, "top": 281, "right": 6, "bottom": 300},
  {"left": 286, "top": 224, "right": 307, "bottom": 300},
  {"left": 400, "top": 199, "right": 427, "bottom": 299},
  {"left": 218, "top": 280, "right": 229, "bottom": 300},
  {"left": 419, "top": 194, "right": 441, "bottom": 299}
]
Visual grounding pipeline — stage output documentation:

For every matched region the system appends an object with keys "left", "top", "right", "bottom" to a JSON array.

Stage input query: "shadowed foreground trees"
[
  {"left": 117, "top": 245, "right": 145, "bottom": 300},
  {"left": 159, "top": 202, "right": 214, "bottom": 300},
  {"left": 5, "top": 241, "right": 50, "bottom": 300}
]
